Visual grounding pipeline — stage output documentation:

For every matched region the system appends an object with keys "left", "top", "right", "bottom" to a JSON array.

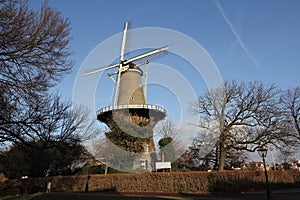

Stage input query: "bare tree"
[
  {"left": 0, "top": 93, "right": 99, "bottom": 177},
  {"left": 281, "top": 87, "right": 300, "bottom": 137},
  {"left": 189, "top": 132, "right": 250, "bottom": 170},
  {"left": 276, "top": 145, "right": 298, "bottom": 164},
  {"left": 0, "top": 93, "right": 98, "bottom": 146},
  {"left": 91, "top": 135, "right": 138, "bottom": 173},
  {"left": 91, "top": 135, "right": 113, "bottom": 175},
  {"left": 0, "top": 0, "right": 73, "bottom": 146},
  {"left": 192, "top": 81, "right": 292, "bottom": 171},
  {"left": 0, "top": 0, "right": 72, "bottom": 95},
  {"left": 156, "top": 120, "right": 180, "bottom": 138},
  {"left": 155, "top": 120, "right": 185, "bottom": 162}
]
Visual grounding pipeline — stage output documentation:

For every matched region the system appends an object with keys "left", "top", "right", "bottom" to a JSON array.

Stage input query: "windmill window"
[
  {"left": 140, "top": 159, "right": 147, "bottom": 169},
  {"left": 130, "top": 96, "right": 134, "bottom": 100}
]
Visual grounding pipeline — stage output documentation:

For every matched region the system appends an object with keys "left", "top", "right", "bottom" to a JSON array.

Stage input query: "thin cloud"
[{"left": 214, "top": 0, "right": 261, "bottom": 68}]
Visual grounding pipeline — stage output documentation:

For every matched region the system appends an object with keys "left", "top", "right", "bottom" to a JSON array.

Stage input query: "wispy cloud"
[{"left": 214, "top": 0, "right": 261, "bottom": 68}]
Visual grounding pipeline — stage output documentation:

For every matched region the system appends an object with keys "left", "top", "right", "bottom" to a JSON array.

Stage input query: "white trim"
[{"left": 96, "top": 104, "right": 167, "bottom": 115}]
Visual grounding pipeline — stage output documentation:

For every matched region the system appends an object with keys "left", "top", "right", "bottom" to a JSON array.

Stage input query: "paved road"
[
  {"left": 54, "top": 188, "right": 300, "bottom": 200},
  {"left": 73, "top": 188, "right": 300, "bottom": 200},
  {"left": 190, "top": 191, "right": 300, "bottom": 200},
  {"left": 171, "top": 189, "right": 300, "bottom": 200}
]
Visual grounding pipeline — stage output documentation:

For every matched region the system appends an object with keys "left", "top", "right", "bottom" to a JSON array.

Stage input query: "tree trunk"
[
  {"left": 104, "top": 164, "right": 109, "bottom": 175},
  {"left": 218, "top": 143, "right": 226, "bottom": 171},
  {"left": 213, "top": 144, "right": 219, "bottom": 170}
]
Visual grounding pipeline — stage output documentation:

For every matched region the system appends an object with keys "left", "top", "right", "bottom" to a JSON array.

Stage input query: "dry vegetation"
[{"left": 2, "top": 171, "right": 300, "bottom": 196}]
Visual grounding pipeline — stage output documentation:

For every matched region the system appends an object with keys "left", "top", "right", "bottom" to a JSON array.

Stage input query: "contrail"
[{"left": 214, "top": 0, "right": 261, "bottom": 68}]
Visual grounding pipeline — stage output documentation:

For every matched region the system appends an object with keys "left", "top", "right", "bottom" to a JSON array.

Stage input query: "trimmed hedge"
[{"left": 2, "top": 170, "right": 300, "bottom": 195}]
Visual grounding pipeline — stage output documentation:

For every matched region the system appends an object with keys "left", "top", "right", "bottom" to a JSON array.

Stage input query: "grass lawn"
[{"left": 0, "top": 193, "right": 198, "bottom": 200}]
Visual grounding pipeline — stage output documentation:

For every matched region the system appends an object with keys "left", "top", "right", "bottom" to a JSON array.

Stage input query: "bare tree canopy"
[
  {"left": 0, "top": 0, "right": 73, "bottom": 96},
  {"left": 192, "top": 81, "right": 293, "bottom": 171},
  {"left": 281, "top": 87, "right": 300, "bottom": 137},
  {"left": 0, "top": 0, "right": 74, "bottom": 147},
  {"left": 155, "top": 120, "right": 180, "bottom": 139},
  {"left": 0, "top": 93, "right": 98, "bottom": 146},
  {"left": 155, "top": 120, "right": 185, "bottom": 162}
]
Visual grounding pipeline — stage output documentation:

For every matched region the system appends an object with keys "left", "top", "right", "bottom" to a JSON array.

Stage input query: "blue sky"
[
  {"left": 28, "top": 0, "right": 300, "bottom": 161},
  {"left": 28, "top": 0, "right": 300, "bottom": 97}
]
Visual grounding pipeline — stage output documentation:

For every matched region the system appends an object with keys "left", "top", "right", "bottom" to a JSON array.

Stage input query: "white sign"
[{"left": 155, "top": 162, "right": 171, "bottom": 170}]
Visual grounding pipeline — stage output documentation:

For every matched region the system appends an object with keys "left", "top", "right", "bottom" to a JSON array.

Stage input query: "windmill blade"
[
  {"left": 132, "top": 48, "right": 168, "bottom": 66},
  {"left": 124, "top": 46, "right": 169, "bottom": 66},
  {"left": 83, "top": 63, "right": 120, "bottom": 76},
  {"left": 124, "top": 21, "right": 132, "bottom": 58},
  {"left": 120, "top": 21, "right": 132, "bottom": 61}
]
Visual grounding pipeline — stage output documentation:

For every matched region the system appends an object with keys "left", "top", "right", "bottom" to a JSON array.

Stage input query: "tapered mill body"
[
  {"left": 118, "top": 67, "right": 145, "bottom": 105},
  {"left": 83, "top": 22, "right": 168, "bottom": 171}
]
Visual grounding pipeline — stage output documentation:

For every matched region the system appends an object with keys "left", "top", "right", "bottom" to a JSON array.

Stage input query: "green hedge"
[{"left": 2, "top": 170, "right": 300, "bottom": 196}]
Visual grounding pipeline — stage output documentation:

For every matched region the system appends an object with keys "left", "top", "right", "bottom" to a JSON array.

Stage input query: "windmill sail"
[
  {"left": 83, "top": 22, "right": 169, "bottom": 106},
  {"left": 83, "top": 63, "right": 120, "bottom": 76},
  {"left": 120, "top": 21, "right": 131, "bottom": 61}
]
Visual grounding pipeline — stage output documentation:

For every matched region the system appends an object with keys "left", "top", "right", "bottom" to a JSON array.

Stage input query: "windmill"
[
  {"left": 84, "top": 22, "right": 168, "bottom": 171},
  {"left": 84, "top": 21, "right": 169, "bottom": 107}
]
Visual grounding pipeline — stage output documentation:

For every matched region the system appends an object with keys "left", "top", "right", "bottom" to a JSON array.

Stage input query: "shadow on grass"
[
  {"left": 1, "top": 193, "right": 195, "bottom": 200},
  {"left": 0, "top": 192, "right": 43, "bottom": 200}
]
